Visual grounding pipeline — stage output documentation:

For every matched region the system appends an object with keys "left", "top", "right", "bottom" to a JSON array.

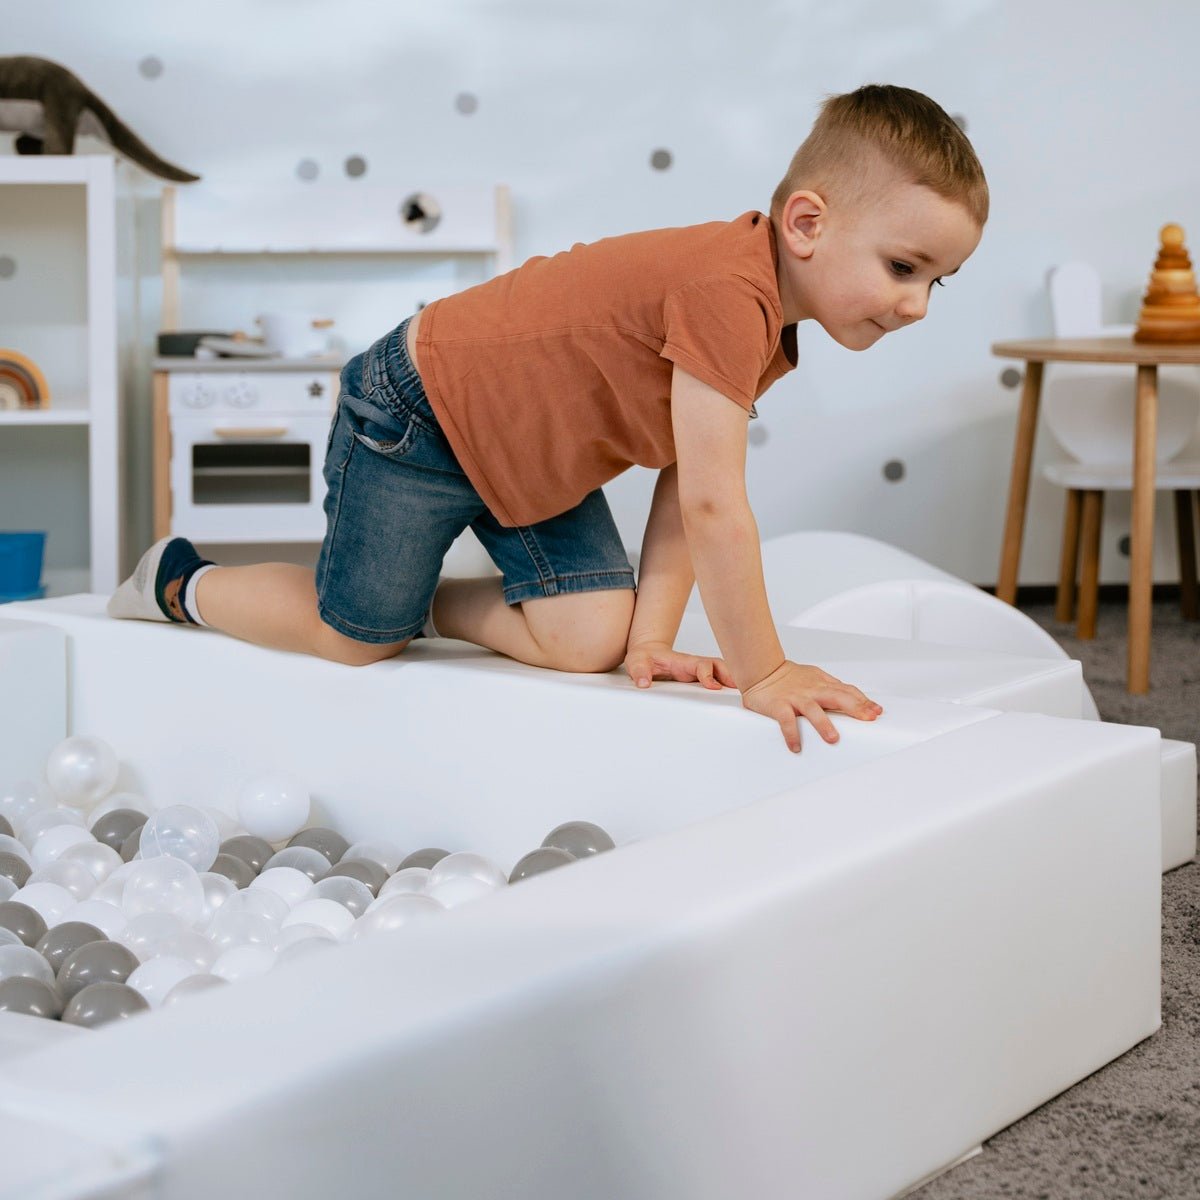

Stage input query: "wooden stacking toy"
[{"left": 1133, "top": 222, "right": 1200, "bottom": 343}]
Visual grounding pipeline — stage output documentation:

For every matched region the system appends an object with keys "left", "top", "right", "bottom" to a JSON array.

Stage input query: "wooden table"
[{"left": 992, "top": 336, "right": 1200, "bottom": 694}]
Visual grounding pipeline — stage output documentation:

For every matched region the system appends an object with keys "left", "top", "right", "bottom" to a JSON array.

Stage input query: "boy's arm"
[
  {"left": 627, "top": 463, "right": 694, "bottom": 649},
  {"left": 669, "top": 364, "right": 786, "bottom": 692}
]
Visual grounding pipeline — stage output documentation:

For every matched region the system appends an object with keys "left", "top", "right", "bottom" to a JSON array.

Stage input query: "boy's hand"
[
  {"left": 741, "top": 660, "right": 883, "bottom": 753},
  {"left": 624, "top": 639, "right": 737, "bottom": 691}
]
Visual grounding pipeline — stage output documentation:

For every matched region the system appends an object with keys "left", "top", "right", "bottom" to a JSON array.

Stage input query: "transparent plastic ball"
[
  {"left": 235, "top": 774, "right": 310, "bottom": 843},
  {"left": 31, "top": 824, "right": 95, "bottom": 869},
  {"left": 127, "top": 955, "right": 204, "bottom": 1007},
  {"left": 198, "top": 872, "right": 237, "bottom": 924},
  {"left": 261, "top": 846, "right": 329, "bottom": 883},
  {"left": 44, "top": 735, "right": 119, "bottom": 809},
  {"left": 343, "top": 839, "right": 404, "bottom": 875},
  {"left": 27, "top": 858, "right": 97, "bottom": 901},
  {"left": 0, "top": 779, "right": 53, "bottom": 829},
  {"left": 18, "top": 807, "right": 85, "bottom": 850},
  {"left": 87, "top": 792, "right": 152, "bottom": 830},
  {"left": 119, "top": 911, "right": 198, "bottom": 963},
  {"left": 282, "top": 898, "right": 355, "bottom": 939},
  {"left": 0, "top": 943, "right": 57, "bottom": 987},
  {"left": 377, "top": 866, "right": 431, "bottom": 901},
  {"left": 306, "top": 875, "right": 374, "bottom": 917},
  {"left": 351, "top": 893, "right": 443, "bottom": 939},
  {"left": 11, "top": 881, "right": 75, "bottom": 925},
  {"left": 427, "top": 852, "right": 507, "bottom": 890},
  {"left": 139, "top": 805, "right": 220, "bottom": 872},
  {"left": 424, "top": 874, "right": 503, "bottom": 910},
  {"left": 67, "top": 899, "right": 128, "bottom": 940},
  {"left": 251, "top": 867, "right": 313, "bottom": 908},
  {"left": 206, "top": 908, "right": 282, "bottom": 955},
  {"left": 215, "top": 888, "right": 289, "bottom": 925},
  {"left": 58, "top": 840, "right": 123, "bottom": 884},
  {"left": 162, "top": 973, "right": 227, "bottom": 1007},
  {"left": 122, "top": 858, "right": 205, "bottom": 924},
  {"left": 212, "top": 943, "right": 277, "bottom": 982}
]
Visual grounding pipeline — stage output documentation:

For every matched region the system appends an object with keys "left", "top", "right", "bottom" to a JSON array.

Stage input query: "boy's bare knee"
[{"left": 312, "top": 620, "right": 411, "bottom": 666}]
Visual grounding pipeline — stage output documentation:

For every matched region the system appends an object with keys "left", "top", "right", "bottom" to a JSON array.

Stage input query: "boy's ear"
[{"left": 779, "top": 190, "right": 826, "bottom": 259}]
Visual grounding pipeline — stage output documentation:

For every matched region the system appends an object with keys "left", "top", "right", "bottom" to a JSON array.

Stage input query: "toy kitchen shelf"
[
  {"left": 0, "top": 155, "right": 119, "bottom": 596},
  {"left": 155, "top": 182, "right": 512, "bottom": 545}
]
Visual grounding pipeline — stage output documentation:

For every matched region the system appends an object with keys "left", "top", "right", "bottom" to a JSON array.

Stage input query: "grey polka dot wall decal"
[
  {"left": 296, "top": 159, "right": 320, "bottom": 182},
  {"left": 748, "top": 424, "right": 768, "bottom": 447},
  {"left": 0, "top": 256, "right": 15, "bottom": 280},
  {"left": 883, "top": 459, "right": 905, "bottom": 482},
  {"left": 138, "top": 56, "right": 163, "bottom": 80},
  {"left": 650, "top": 149, "right": 673, "bottom": 171},
  {"left": 400, "top": 192, "right": 442, "bottom": 234},
  {"left": 345, "top": 155, "right": 367, "bottom": 178},
  {"left": 1000, "top": 367, "right": 1022, "bottom": 389},
  {"left": 455, "top": 93, "right": 479, "bottom": 115},
  {"left": 1118, "top": 534, "right": 1131, "bottom": 557},
  {"left": 951, "top": 113, "right": 968, "bottom": 132}
]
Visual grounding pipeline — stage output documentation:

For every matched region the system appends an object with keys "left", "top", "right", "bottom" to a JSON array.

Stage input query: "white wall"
[{"left": 3, "top": 0, "right": 1199, "bottom": 586}]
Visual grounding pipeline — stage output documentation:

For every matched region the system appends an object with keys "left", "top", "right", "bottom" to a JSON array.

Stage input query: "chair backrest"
[{"left": 1046, "top": 262, "right": 1104, "bottom": 336}]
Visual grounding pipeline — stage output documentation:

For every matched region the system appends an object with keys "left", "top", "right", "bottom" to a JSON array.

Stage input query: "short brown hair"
[{"left": 770, "top": 84, "right": 989, "bottom": 228}]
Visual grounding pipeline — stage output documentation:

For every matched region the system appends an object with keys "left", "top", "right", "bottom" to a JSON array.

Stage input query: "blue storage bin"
[{"left": 0, "top": 532, "right": 47, "bottom": 602}]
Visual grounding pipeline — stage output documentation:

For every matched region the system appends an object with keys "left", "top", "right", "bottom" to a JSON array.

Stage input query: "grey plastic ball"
[
  {"left": 208, "top": 853, "right": 257, "bottom": 888},
  {"left": 398, "top": 848, "right": 450, "bottom": 872},
  {"left": 0, "top": 815, "right": 12, "bottom": 838},
  {"left": 288, "top": 827, "right": 350, "bottom": 865},
  {"left": 91, "top": 809, "right": 148, "bottom": 854},
  {"left": 0, "top": 976, "right": 63, "bottom": 1019},
  {"left": 541, "top": 821, "right": 615, "bottom": 859},
  {"left": 0, "top": 900, "right": 47, "bottom": 947},
  {"left": 36, "top": 921, "right": 107, "bottom": 975},
  {"left": 509, "top": 846, "right": 575, "bottom": 883},
  {"left": 324, "top": 858, "right": 387, "bottom": 897},
  {"left": 62, "top": 981, "right": 149, "bottom": 1028},
  {"left": 57, "top": 941, "right": 139, "bottom": 1002},
  {"left": 0, "top": 852, "right": 31, "bottom": 889},
  {"left": 220, "top": 835, "right": 274, "bottom": 874}
]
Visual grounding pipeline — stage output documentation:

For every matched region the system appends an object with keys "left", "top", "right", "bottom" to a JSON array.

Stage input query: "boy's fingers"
[
  {"left": 771, "top": 703, "right": 802, "bottom": 753},
  {"left": 801, "top": 702, "right": 839, "bottom": 744}
]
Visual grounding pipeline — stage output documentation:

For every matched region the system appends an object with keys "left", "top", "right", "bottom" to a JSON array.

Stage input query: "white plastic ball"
[
  {"left": 282, "top": 898, "right": 355, "bottom": 939},
  {"left": 351, "top": 893, "right": 443, "bottom": 938},
  {"left": 306, "top": 875, "right": 374, "bottom": 917},
  {"left": 343, "top": 839, "right": 404, "bottom": 875},
  {"left": 127, "top": 955, "right": 204, "bottom": 1007},
  {"left": 86, "top": 792, "right": 152, "bottom": 829},
  {"left": 11, "top": 881, "right": 75, "bottom": 925},
  {"left": 27, "top": 858, "right": 97, "bottom": 901},
  {"left": 58, "top": 840, "right": 123, "bottom": 884},
  {"left": 207, "top": 909, "right": 281, "bottom": 955},
  {"left": 30, "top": 823, "right": 95, "bottom": 869},
  {"left": 253, "top": 866, "right": 316, "bottom": 907},
  {"left": 424, "top": 874, "right": 502, "bottom": 910},
  {"left": 0, "top": 925, "right": 23, "bottom": 946},
  {"left": 122, "top": 857, "right": 205, "bottom": 924},
  {"left": 216, "top": 888, "right": 288, "bottom": 925},
  {"left": 198, "top": 872, "right": 237, "bottom": 924},
  {"left": 18, "top": 807, "right": 84, "bottom": 850},
  {"left": 0, "top": 943, "right": 57, "bottom": 987},
  {"left": 212, "top": 943, "right": 277, "bottom": 982},
  {"left": 377, "top": 866, "right": 430, "bottom": 900},
  {"left": 119, "top": 911, "right": 199, "bottom": 963},
  {"left": 235, "top": 773, "right": 310, "bottom": 843},
  {"left": 162, "top": 973, "right": 228, "bottom": 1007},
  {"left": 139, "top": 805, "right": 220, "bottom": 872},
  {"left": 427, "top": 851, "right": 507, "bottom": 890},
  {"left": 0, "top": 834, "right": 32, "bottom": 866},
  {"left": 0, "top": 779, "right": 53, "bottom": 829},
  {"left": 0, "top": 878, "right": 16, "bottom": 904},
  {"left": 45, "top": 735, "right": 119, "bottom": 808},
  {"left": 68, "top": 899, "right": 128, "bottom": 940}
]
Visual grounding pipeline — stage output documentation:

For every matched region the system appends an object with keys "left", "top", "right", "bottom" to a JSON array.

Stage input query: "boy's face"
[{"left": 775, "top": 174, "right": 982, "bottom": 349}]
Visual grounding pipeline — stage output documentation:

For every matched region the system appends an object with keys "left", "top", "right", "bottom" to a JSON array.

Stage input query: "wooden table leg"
[
  {"left": 996, "top": 360, "right": 1044, "bottom": 605},
  {"left": 1176, "top": 489, "right": 1198, "bottom": 620},
  {"left": 1055, "top": 488, "right": 1082, "bottom": 622},
  {"left": 1077, "top": 491, "right": 1103, "bottom": 639},
  {"left": 1128, "top": 364, "right": 1159, "bottom": 693}
]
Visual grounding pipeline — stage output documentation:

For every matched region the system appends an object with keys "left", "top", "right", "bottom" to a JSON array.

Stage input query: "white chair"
[{"left": 1043, "top": 262, "right": 1200, "bottom": 636}]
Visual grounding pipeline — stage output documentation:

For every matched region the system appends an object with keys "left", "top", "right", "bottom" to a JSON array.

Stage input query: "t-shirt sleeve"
[{"left": 659, "top": 274, "right": 776, "bottom": 411}]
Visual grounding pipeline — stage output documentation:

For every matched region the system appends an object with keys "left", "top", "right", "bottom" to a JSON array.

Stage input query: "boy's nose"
[{"left": 895, "top": 295, "right": 927, "bottom": 324}]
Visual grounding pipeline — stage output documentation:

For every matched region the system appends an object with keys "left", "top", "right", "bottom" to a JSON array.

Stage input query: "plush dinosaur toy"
[{"left": 0, "top": 55, "right": 200, "bottom": 182}]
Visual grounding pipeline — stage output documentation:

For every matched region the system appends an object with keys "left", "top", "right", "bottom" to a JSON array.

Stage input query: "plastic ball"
[
  {"left": 398, "top": 848, "right": 450, "bottom": 872},
  {"left": 27, "top": 858, "right": 97, "bottom": 901},
  {"left": 139, "top": 805, "right": 220, "bottom": 872},
  {"left": 0, "top": 779, "right": 53, "bottom": 830},
  {"left": 252, "top": 867, "right": 313, "bottom": 908},
  {"left": 343, "top": 839, "right": 404, "bottom": 875},
  {"left": 57, "top": 941, "right": 139, "bottom": 1000},
  {"left": 200, "top": 807, "right": 241, "bottom": 842},
  {"left": 0, "top": 975, "right": 63, "bottom": 1019},
  {"left": 212, "top": 943, "right": 277, "bottom": 982},
  {"left": 0, "top": 899, "right": 47, "bottom": 946},
  {"left": 119, "top": 911, "right": 199, "bottom": 962},
  {"left": 377, "top": 867, "right": 431, "bottom": 900},
  {"left": 0, "top": 878, "right": 16, "bottom": 903},
  {"left": 58, "top": 840, "right": 123, "bottom": 884},
  {"left": 11, "top": 881, "right": 75, "bottom": 925},
  {"left": 218, "top": 835, "right": 274, "bottom": 874},
  {"left": 278, "top": 922, "right": 338, "bottom": 948},
  {"left": 306, "top": 875, "right": 374, "bottom": 917},
  {"left": 35, "top": 921, "right": 107, "bottom": 974},
  {"left": 19, "top": 807, "right": 85, "bottom": 851},
  {"left": 67, "top": 899, "right": 128, "bottom": 941},
  {"left": 206, "top": 909, "right": 281, "bottom": 955},
  {"left": 90, "top": 809, "right": 149, "bottom": 854},
  {"left": 235, "top": 774, "right": 310, "bottom": 843},
  {"left": 509, "top": 846, "right": 575, "bottom": 883},
  {"left": 126, "top": 955, "right": 204, "bottom": 1007},
  {"left": 198, "top": 871, "right": 237, "bottom": 924},
  {"left": 62, "top": 981, "right": 148, "bottom": 1027},
  {"left": 351, "top": 893, "right": 443, "bottom": 938},
  {"left": 0, "top": 832, "right": 33, "bottom": 865},
  {"left": 216, "top": 888, "right": 289, "bottom": 925},
  {"left": 282, "top": 898, "right": 355, "bottom": 939},
  {"left": 45, "top": 735, "right": 119, "bottom": 809},
  {"left": 261, "top": 846, "right": 329, "bottom": 883},
  {"left": 323, "top": 858, "right": 388, "bottom": 896},
  {"left": 30, "top": 824, "right": 95, "bottom": 870},
  {"left": 427, "top": 852, "right": 507, "bottom": 890},
  {"left": 122, "top": 857, "right": 205, "bottom": 924},
  {"left": 0, "top": 942, "right": 57, "bottom": 987},
  {"left": 542, "top": 820, "right": 615, "bottom": 858},
  {"left": 274, "top": 937, "right": 337, "bottom": 967},
  {"left": 162, "top": 973, "right": 228, "bottom": 1007},
  {"left": 287, "top": 826, "right": 349, "bottom": 865},
  {"left": 87, "top": 792, "right": 152, "bottom": 830},
  {"left": 208, "top": 853, "right": 257, "bottom": 889}
]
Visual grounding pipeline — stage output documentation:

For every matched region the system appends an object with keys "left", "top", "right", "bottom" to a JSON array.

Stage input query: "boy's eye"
[{"left": 890, "top": 261, "right": 947, "bottom": 288}]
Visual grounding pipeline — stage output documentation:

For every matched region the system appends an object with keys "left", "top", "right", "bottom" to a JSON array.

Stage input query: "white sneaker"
[{"left": 107, "top": 537, "right": 185, "bottom": 622}]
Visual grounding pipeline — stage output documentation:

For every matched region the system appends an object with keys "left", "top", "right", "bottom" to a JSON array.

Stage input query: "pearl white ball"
[
  {"left": 44, "top": 735, "right": 119, "bottom": 809},
  {"left": 235, "top": 774, "right": 310, "bottom": 843}
]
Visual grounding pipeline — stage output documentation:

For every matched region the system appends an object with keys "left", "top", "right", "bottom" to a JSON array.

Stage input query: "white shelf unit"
[
  {"left": 0, "top": 155, "right": 119, "bottom": 595},
  {"left": 157, "top": 182, "right": 512, "bottom": 551}
]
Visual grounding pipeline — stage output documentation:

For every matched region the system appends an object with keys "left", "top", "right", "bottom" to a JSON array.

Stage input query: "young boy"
[{"left": 110, "top": 83, "right": 987, "bottom": 754}]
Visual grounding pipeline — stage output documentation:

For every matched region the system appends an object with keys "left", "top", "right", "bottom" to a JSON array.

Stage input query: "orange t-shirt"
[{"left": 415, "top": 209, "right": 798, "bottom": 528}]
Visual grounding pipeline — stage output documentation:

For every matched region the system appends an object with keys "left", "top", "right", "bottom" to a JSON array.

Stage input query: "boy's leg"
[
  {"left": 431, "top": 575, "right": 633, "bottom": 674},
  {"left": 196, "top": 564, "right": 409, "bottom": 665}
]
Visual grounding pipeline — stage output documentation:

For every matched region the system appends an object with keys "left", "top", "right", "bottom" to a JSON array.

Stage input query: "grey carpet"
[{"left": 912, "top": 598, "right": 1200, "bottom": 1200}]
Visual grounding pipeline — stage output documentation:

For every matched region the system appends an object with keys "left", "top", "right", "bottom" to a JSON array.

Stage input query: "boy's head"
[{"left": 769, "top": 84, "right": 987, "bottom": 349}]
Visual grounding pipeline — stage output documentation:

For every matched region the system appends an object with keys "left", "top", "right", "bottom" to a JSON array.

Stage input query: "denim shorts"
[{"left": 315, "top": 315, "right": 638, "bottom": 643}]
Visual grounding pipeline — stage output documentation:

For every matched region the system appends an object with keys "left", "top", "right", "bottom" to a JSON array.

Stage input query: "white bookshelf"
[{"left": 0, "top": 155, "right": 119, "bottom": 595}]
